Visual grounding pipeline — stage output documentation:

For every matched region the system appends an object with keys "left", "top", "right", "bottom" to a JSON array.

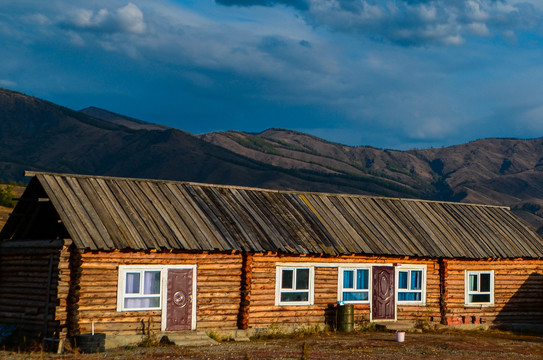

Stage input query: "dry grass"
[
  {"left": 0, "top": 185, "right": 24, "bottom": 228},
  {"left": 2, "top": 329, "right": 543, "bottom": 360}
]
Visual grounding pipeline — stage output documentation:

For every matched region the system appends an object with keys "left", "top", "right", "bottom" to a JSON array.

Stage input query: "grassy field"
[
  {"left": 2, "top": 329, "right": 543, "bottom": 360},
  {"left": 0, "top": 185, "right": 24, "bottom": 229}
]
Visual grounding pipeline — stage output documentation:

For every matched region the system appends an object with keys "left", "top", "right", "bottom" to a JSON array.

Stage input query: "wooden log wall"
[
  {"left": 248, "top": 254, "right": 441, "bottom": 329},
  {"left": 443, "top": 259, "right": 543, "bottom": 324},
  {"left": 75, "top": 250, "right": 243, "bottom": 336},
  {"left": 398, "top": 260, "right": 441, "bottom": 324},
  {"left": 237, "top": 252, "right": 252, "bottom": 329},
  {"left": 0, "top": 239, "right": 70, "bottom": 339}
]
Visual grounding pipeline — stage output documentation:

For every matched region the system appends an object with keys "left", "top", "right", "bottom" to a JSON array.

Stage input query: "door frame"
[
  {"left": 370, "top": 265, "right": 397, "bottom": 322},
  {"left": 161, "top": 265, "right": 197, "bottom": 331}
]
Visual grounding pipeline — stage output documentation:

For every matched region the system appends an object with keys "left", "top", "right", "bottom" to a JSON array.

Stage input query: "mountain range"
[{"left": 1, "top": 87, "right": 543, "bottom": 235}]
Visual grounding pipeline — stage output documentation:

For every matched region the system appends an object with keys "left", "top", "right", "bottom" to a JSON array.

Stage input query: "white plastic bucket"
[{"left": 396, "top": 331, "right": 405, "bottom": 342}]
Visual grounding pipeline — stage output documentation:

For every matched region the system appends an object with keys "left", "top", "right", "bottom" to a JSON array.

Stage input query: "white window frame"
[
  {"left": 117, "top": 265, "right": 164, "bottom": 311},
  {"left": 275, "top": 266, "right": 314, "bottom": 306},
  {"left": 395, "top": 265, "right": 426, "bottom": 305},
  {"left": 465, "top": 270, "right": 494, "bottom": 306},
  {"left": 117, "top": 265, "right": 198, "bottom": 331},
  {"left": 338, "top": 267, "right": 370, "bottom": 304}
]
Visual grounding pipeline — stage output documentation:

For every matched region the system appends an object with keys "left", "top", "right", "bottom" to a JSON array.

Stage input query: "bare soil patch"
[{"left": 2, "top": 330, "right": 543, "bottom": 360}]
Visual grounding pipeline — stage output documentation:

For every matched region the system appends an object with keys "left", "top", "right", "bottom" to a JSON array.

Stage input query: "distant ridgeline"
[{"left": 1, "top": 87, "right": 543, "bottom": 235}]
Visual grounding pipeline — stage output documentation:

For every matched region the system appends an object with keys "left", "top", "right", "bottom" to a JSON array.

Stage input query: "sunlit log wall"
[
  {"left": 247, "top": 254, "right": 441, "bottom": 329},
  {"left": 73, "top": 250, "right": 243, "bottom": 336}
]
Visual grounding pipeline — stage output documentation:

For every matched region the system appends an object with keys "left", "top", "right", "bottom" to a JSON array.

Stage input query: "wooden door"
[
  {"left": 166, "top": 269, "right": 193, "bottom": 331},
  {"left": 372, "top": 266, "right": 395, "bottom": 320}
]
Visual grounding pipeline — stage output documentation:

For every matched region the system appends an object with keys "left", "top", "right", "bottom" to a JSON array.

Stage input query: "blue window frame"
[
  {"left": 397, "top": 269, "right": 423, "bottom": 302},
  {"left": 340, "top": 268, "right": 369, "bottom": 303}
]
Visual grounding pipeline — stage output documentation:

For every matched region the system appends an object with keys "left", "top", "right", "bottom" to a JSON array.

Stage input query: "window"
[
  {"left": 276, "top": 267, "right": 314, "bottom": 305},
  {"left": 339, "top": 268, "right": 369, "bottom": 303},
  {"left": 397, "top": 267, "right": 425, "bottom": 304},
  {"left": 118, "top": 268, "right": 162, "bottom": 311},
  {"left": 466, "top": 271, "right": 493, "bottom": 305}
]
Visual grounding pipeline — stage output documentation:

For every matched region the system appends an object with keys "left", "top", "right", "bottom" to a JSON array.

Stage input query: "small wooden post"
[{"left": 43, "top": 254, "right": 54, "bottom": 337}]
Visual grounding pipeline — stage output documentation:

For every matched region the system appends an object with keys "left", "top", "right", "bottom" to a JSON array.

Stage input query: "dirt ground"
[{"left": 2, "top": 329, "right": 543, "bottom": 360}]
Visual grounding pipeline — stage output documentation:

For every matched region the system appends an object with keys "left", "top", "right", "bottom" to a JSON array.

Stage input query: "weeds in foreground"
[
  {"left": 251, "top": 324, "right": 324, "bottom": 341},
  {"left": 301, "top": 342, "right": 309, "bottom": 360},
  {"left": 206, "top": 330, "right": 234, "bottom": 342}
]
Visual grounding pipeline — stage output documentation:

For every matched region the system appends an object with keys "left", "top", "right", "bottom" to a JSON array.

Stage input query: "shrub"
[{"left": 0, "top": 184, "right": 16, "bottom": 207}]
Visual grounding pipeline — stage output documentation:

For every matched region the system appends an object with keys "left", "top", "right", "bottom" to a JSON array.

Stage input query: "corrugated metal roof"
[{"left": 5, "top": 171, "right": 543, "bottom": 258}]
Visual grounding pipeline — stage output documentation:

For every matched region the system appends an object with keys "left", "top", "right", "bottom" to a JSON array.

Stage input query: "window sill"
[
  {"left": 464, "top": 303, "right": 494, "bottom": 308},
  {"left": 276, "top": 302, "right": 313, "bottom": 306},
  {"left": 340, "top": 301, "right": 370, "bottom": 305},
  {"left": 397, "top": 302, "right": 426, "bottom": 306}
]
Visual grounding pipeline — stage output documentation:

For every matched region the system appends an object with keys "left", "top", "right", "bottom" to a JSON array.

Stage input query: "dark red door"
[
  {"left": 166, "top": 269, "right": 193, "bottom": 330},
  {"left": 372, "top": 266, "right": 395, "bottom": 320}
]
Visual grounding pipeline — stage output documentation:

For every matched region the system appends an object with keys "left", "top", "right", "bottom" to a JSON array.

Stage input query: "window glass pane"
[
  {"left": 296, "top": 268, "right": 309, "bottom": 290},
  {"left": 126, "top": 272, "right": 140, "bottom": 294},
  {"left": 480, "top": 273, "right": 491, "bottom": 292},
  {"left": 470, "top": 294, "right": 490, "bottom": 303},
  {"left": 282, "top": 269, "right": 293, "bottom": 289},
  {"left": 144, "top": 271, "right": 161, "bottom": 294},
  {"left": 356, "top": 269, "right": 369, "bottom": 290},
  {"left": 124, "top": 296, "right": 160, "bottom": 309},
  {"left": 343, "top": 270, "right": 354, "bottom": 289},
  {"left": 399, "top": 292, "right": 421, "bottom": 301},
  {"left": 398, "top": 271, "right": 408, "bottom": 289},
  {"left": 343, "top": 291, "right": 368, "bottom": 301},
  {"left": 469, "top": 274, "right": 477, "bottom": 291},
  {"left": 281, "top": 292, "right": 309, "bottom": 302},
  {"left": 410, "top": 270, "right": 422, "bottom": 290}
]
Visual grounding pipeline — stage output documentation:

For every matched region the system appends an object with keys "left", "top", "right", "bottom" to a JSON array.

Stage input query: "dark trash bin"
[
  {"left": 337, "top": 303, "right": 354, "bottom": 332},
  {"left": 74, "top": 333, "right": 106, "bottom": 353}
]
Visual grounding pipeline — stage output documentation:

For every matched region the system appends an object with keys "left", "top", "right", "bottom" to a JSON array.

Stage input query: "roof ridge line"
[{"left": 23, "top": 170, "right": 509, "bottom": 210}]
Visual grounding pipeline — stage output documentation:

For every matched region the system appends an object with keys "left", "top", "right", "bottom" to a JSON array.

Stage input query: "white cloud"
[
  {"left": 406, "top": 117, "right": 456, "bottom": 141},
  {"left": 0, "top": 79, "right": 17, "bottom": 87},
  {"left": 116, "top": 3, "right": 146, "bottom": 34},
  {"left": 21, "top": 13, "right": 50, "bottom": 25},
  {"left": 464, "top": 0, "right": 489, "bottom": 22},
  {"left": 466, "top": 22, "right": 490, "bottom": 36},
  {"left": 60, "top": 2, "right": 146, "bottom": 35}
]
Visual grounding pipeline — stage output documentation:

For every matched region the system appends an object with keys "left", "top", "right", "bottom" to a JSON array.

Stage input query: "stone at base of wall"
[
  {"left": 243, "top": 323, "right": 329, "bottom": 338},
  {"left": 101, "top": 331, "right": 218, "bottom": 350},
  {"left": 435, "top": 323, "right": 489, "bottom": 331}
]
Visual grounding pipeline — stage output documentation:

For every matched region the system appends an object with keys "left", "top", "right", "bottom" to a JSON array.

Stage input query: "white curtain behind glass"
[{"left": 124, "top": 271, "right": 161, "bottom": 309}]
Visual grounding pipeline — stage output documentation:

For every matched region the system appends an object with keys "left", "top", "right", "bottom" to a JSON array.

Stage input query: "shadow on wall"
[{"left": 494, "top": 272, "right": 543, "bottom": 330}]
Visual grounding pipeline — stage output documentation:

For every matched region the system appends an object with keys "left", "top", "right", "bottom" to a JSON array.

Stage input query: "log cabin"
[{"left": 1, "top": 171, "right": 543, "bottom": 348}]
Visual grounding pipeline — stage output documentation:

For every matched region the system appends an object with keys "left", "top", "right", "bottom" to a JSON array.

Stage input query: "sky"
[{"left": 1, "top": 0, "right": 543, "bottom": 150}]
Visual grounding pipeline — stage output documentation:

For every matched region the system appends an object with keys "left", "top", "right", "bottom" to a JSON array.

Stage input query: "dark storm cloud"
[
  {"left": 217, "top": 0, "right": 542, "bottom": 46},
  {"left": 216, "top": 0, "right": 309, "bottom": 10}
]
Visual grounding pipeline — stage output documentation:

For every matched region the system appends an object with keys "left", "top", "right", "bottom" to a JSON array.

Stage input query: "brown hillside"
[
  {"left": 1, "top": 88, "right": 543, "bottom": 235},
  {"left": 201, "top": 130, "right": 543, "bottom": 234}
]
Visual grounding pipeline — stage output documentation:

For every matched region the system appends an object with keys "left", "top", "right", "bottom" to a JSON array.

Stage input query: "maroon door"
[
  {"left": 166, "top": 269, "right": 193, "bottom": 330},
  {"left": 372, "top": 266, "right": 395, "bottom": 320}
]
